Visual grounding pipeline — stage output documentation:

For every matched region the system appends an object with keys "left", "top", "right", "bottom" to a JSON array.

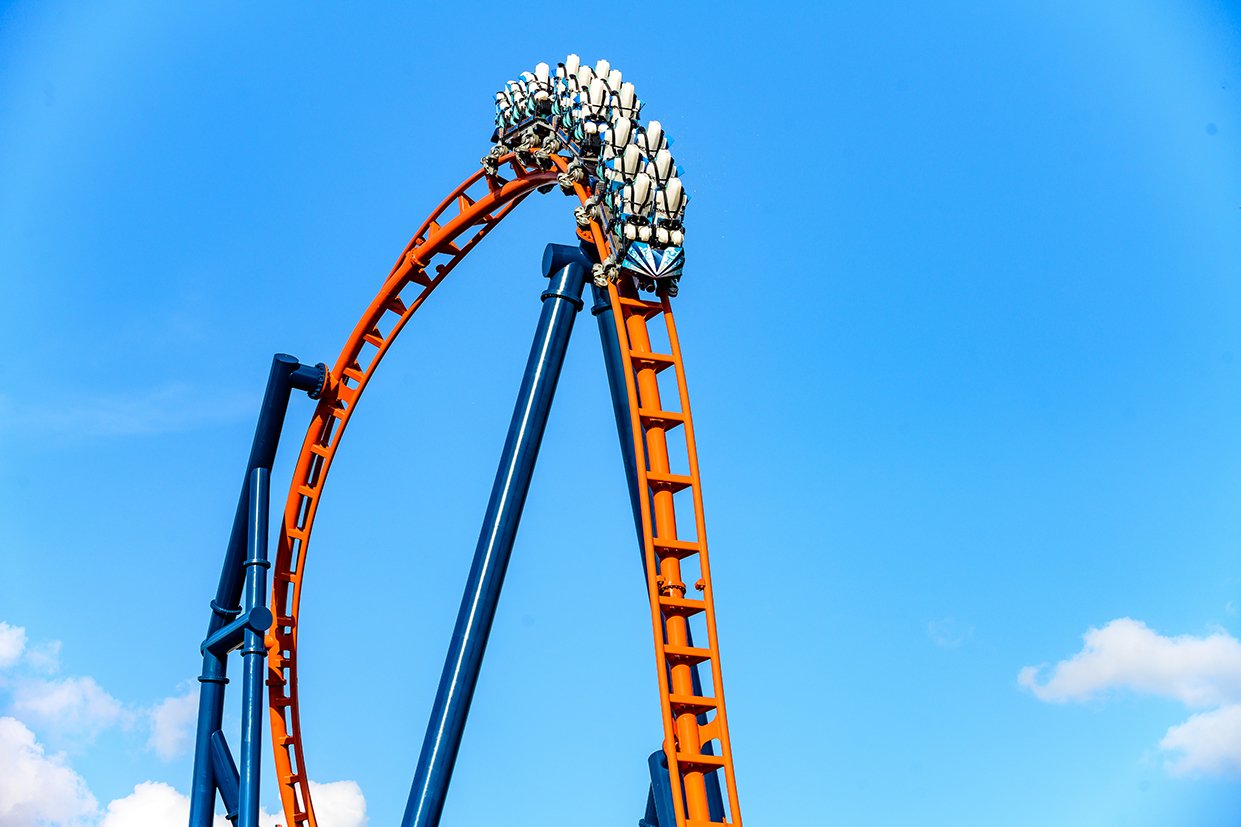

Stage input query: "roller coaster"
[{"left": 188, "top": 56, "right": 743, "bottom": 827}]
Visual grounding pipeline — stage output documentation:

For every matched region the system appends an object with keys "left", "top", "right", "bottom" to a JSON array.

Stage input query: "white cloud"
[
  {"left": 147, "top": 686, "right": 198, "bottom": 760},
  {"left": 99, "top": 781, "right": 226, "bottom": 827},
  {"left": 1018, "top": 618, "right": 1241, "bottom": 707},
  {"left": 0, "top": 619, "right": 367, "bottom": 825},
  {"left": 0, "top": 716, "right": 97, "bottom": 826},
  {"left": 22, "top": 640, "right": 61, "bottom": 674},
  {"left": 1021, "top": 618, "right": 1241, "bottom": 777},
  {"left": 97, "top": 780, "right": 366, "bottom": 827},
  {"left": 0, "top": 622, "right": 58, "bottom": 677},
  {"left": 0, "top": 623, "right": 26, "bottom": 670},
  {"left": 1159, "top": 705, "right": 1241, "bottom": 776},
  {"left": 10, "top": 676, "right": 131, "bottom": 742},
  {"left": 305, "top": 780, "right": 368, "bottom": 827}
]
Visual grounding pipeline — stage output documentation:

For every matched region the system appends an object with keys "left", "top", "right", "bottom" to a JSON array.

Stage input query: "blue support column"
[
  {"left": 238, "top": 467, "right": 271, "bottom": 827},
  {"left": 639, "top": 750, "right": 678, "bottom": 827},
  {"left": 190, "top": 355, "right": 323, "bottom": 827},
  {"left": 213, "top": 357, "right": 322, "bottom": 628},
  {"left": 590, "top": 283, "right": 644, "bottom": 551},
  {"left": 190, "top": 651, "right": 229, "bottom": 826},
  {"left": 401, "top": 244, "right": 590, "bottom": 827}
]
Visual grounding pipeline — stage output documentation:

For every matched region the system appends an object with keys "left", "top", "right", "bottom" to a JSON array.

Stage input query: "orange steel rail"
[{"left": 265, "top": 153, "right": 742, "bottom": 826}]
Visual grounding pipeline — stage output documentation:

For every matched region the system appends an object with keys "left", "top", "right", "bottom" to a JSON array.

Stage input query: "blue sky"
[{"left": 2, "top": 1, "right": 1241, "bottom": 825}]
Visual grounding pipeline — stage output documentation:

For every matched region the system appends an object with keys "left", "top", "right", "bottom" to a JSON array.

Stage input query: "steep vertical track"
[
  {"left": 606, "top": 284, "right": 742, "bottom": 826},
  {"left": 266, "top": 154, "right": 742, "bottom": 826}
]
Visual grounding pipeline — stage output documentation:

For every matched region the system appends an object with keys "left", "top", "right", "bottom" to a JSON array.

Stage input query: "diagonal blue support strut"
[{"left": 402, "top": 244, "right": 590, "bottom": 827}]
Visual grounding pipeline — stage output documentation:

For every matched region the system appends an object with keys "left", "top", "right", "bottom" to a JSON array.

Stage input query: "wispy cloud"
[
  {"left": 0, "top": 617, "right": 370, "bottom": 826},
  {"left": 10, "top": 676, "right": 133, "bottom": 745},
  {"left": 0, "top": 383, "right": 256, "bottom": 440},
  {"left": 1020, "top": 618, "right": 1241, "bottom": 776},
  {"left": 97, "top": 779, "right": 368, "bottom": 827},
  {"left": 1, "top": 623, "right": 131, "bottom": 746},
  {"left": 23, "top": 640, "right": 61, "bottom": 674},
  {"left": 146, "top": 684, "right": 198, "bottom": 761},
  {"left": 927, "top": 617, "right": 973, "bottom": 649},
  {"left": 0, "top": 622, "right": 27, "bottom": 669}
]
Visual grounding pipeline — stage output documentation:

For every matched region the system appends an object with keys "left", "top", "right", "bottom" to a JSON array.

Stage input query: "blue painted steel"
[
  {"left": 211, "top": 355, "right": 313, "bottom": 624},
  {"left": 290, "top": 362, "right": 328, "bottom": 398},
  {"left": 202, "top": 607, "right": 273, "bottom": 656},
  {"left": 190, "top": 354, "right": 319, "bottom": 827},
  {"left": 590, "top": 283, "right": 645, "bottom": 551},
  {"left": 640, "top": 750, "right": 678, "bottom": 827},
  {"left": 209, "top": 731, "right": 240, "bottom": 821},
  {"left": 401, "top": 245, "right": 589, "bottom": 827},
  {"left": 239, "top": 466, "right": 271, "bottom": 827},
  {"left": 642, "top": 789, "right": 659, "bottom": 827},
  {"left": 189, "top": 643, "right": 229, "bottom": 825},
  {"left": 540, "top": 240, "right": 593, "bottom": 279},
  {"left": 592, "top": 285, "right": 679, "bottom": 823}
]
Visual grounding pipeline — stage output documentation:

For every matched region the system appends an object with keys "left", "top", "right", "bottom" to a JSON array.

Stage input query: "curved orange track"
[{"left": 265, "top": 153, "right": 742, "bottom": 826}]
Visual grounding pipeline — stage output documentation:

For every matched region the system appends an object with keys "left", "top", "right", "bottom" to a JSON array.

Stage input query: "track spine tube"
[
  {"left": 401, "top": 244, "right": 589, "bottom": 827},
  {"left": 603, "top": 283, "right": 743, "bottom": 824},
  {"left": 266, "top": 158, "right": 558, "bottom": 826},
  {"left": 593, "top": 284, "right": 727, "bottom": 822}
]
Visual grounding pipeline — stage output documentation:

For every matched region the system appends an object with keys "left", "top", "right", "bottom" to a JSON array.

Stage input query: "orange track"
[{"left": 266, "top": 153, "right": 742, "bottom": 826}]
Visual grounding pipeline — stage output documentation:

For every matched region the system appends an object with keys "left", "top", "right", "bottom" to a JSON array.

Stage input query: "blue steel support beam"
[
  {"left": 589, "top": 285, "right": 727, "bottom": 822},
  {"left": 590, "top": 283, "right": 644, "bottom": 550},
  {"left": 639, "top": 751, "right": 677, "bottom": 827},
  {"left": 212, "top": 356, "right": 324, "bottom": 629},
  {"left": 190, "top": 355, "right": 323, "bottom": 827},
  {"left": 201, "top": 608, "right": 273, "bottom": 658},
  {"left": 191, "top": 655, "right": 229, "bottom": 826},
  {"left": 401, "top": 244, "right": 589, "bottom": 827},
  {"left": 210, "top": 731, "right": 241, "bottom": 821},
  {"left": 239, "top": 467, "right": 271, "bottom": 827}
]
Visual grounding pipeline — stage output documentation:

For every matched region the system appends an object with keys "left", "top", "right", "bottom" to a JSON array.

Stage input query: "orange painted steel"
[
  {"left": 266, "top": 153, "right": 741, "bottom": 826},
  {"left": 607, "top": 284, "right": 742, "bottom": 826}
]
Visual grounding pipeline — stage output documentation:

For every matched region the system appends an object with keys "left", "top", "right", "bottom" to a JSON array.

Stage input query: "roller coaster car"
[
  {"left": 621, "top": 240, "right": 684, "bottom": 295},
  {"left": 614, "top": 171, "right": 686, "bottom": 293},
  {"left": 490, "top": 53, "right": 690, "bottom": 297}
]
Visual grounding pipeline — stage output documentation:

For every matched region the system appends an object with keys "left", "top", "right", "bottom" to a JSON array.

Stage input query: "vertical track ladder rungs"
[{"left": 611, "top": 286, "right": 742, "bottom": 826}]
